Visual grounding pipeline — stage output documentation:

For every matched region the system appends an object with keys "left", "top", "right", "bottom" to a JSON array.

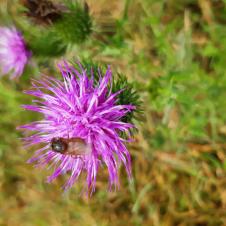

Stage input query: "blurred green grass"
[{"left": 1, "top": 0, "right": 226, "bottom": 225}]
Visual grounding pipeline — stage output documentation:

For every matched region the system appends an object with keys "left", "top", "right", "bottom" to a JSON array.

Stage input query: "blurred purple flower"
[
  {"left": 0, "top": 27, "right": 30, "bottom": 79},
  {"left": 20, "top": 62, "right": 135, "bottom": 193}
]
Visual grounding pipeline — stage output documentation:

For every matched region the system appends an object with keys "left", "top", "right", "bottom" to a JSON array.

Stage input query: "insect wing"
[{"left": 66, "top": 138, "right": 91, "bottom": 156}]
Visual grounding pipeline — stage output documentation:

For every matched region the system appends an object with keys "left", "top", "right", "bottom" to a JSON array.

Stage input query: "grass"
[{"left": 1, "top": 0, "right": 226, "bottom": 225}]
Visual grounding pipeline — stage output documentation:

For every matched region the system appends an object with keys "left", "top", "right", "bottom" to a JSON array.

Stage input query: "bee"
[
  {"left": 51, "top": 137, "right": 91, "bottom": 156},
  {"left": 21, "top": 0, "right": 63, "bottom": 25}
]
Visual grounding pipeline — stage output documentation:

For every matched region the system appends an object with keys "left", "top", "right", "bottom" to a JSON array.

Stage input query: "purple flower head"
[
  {"left": 20, "top": 62, "right": 135, "bottom": 193},
  {"left": 0, "top": 27, "right": 31, "bottom": 79}
]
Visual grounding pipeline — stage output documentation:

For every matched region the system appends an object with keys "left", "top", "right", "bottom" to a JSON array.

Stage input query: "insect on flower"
[
  {"left": 20, "top": 61, "right": 135, "bottom": 193},
  {"left": 51, "top": 137, "right": 91, "bottom": 156}
]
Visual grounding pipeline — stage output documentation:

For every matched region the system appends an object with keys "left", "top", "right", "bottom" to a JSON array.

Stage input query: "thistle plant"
[
  {"left": 20, "top": 61, "right": 139, "bottom": 193},
  {"left": 17, "top": 0, "right": 92, "bottom": 58}
]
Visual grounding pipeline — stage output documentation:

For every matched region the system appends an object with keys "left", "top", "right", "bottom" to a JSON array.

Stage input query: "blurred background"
[{"left": 1, "top": 0, "right": 226, "bottom": 225}]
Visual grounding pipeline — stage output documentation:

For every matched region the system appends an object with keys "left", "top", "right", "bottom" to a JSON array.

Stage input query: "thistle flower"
[
  {"left": 0, "top": 27, "right": 30, "bottom": 79},
  {"left": 20, "top": 62, "right": 135, "bottom": 193}
]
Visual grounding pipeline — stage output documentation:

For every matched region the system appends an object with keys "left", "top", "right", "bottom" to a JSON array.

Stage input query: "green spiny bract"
[
  {"left": 112, "top": 74, "right": 142, "bottom": 124},
  {"left": 54, "top": 1, "right": 92, "bottom": 44}
]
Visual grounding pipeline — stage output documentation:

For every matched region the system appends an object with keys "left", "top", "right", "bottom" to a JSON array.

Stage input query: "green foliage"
[
  {"left": 146, "top": 12, "right": 226, "bottom": 145},
  {"left": 54, "top": 1, "right": 92, "bottom": 44},
  {"left": 26, "top": 30, "right": 67, "bottom": 57}
]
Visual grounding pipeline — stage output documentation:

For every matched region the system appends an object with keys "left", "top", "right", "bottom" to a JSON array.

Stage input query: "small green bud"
[{"left": 54, "top": 2, "right": 92, "bottom": 44}]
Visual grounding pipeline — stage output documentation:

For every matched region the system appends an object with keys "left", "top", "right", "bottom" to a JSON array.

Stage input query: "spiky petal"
[
  {"left": 20, "top": 62, "right": 135, "bottom": 193},
  {"left": 0, "top": 27, "right": 30, "bottom": 79}
]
